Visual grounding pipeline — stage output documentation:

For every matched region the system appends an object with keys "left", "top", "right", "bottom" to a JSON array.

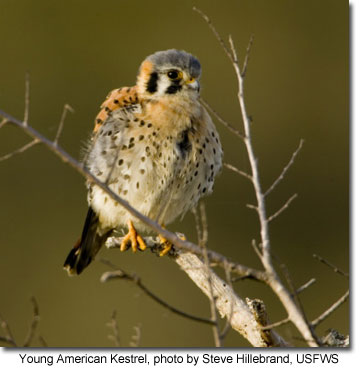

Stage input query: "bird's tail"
[{"left": 64, "top": 207, "right": 112, "bottom": 275}]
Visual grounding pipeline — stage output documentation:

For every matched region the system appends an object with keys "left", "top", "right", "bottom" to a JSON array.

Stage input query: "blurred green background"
[{"left": 0, "top": 0, "right": 348, "bottom": 347}]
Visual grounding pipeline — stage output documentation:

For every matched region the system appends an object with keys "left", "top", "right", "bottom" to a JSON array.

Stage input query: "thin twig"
[
  {"left": 106, "top": 310, "right": 121, "bottom": 346},
  {"left": 267, "top": 193, "right": 298, "bottom": 223},
  {"left": 313, "top": 254, "right": 349, "bottom": 279},
  {"left": 99, "top": 259, "right": 215, "bottom": 326},
  {"left": 241, "top": 34, "right": 255, "bottom": 77},
  {"left": 262, "top": 317, "right": 290, "bottom": 331},
  {"left": 224, "top": 162, "right": 252, "bottom": 181},
  {"left": 24, "top": 72, "right": 30, "bottom": 126},
  {"left": 264, "top": 139, "right": 304, "bottom": 197},
  {"left": 193, "top": 7, "right": 233, "bottom": 63},
  {"left": 23, "top": 296, "right": 40, "bottom": 347},
  {"left": 296, "top": 278, "right": 317, "bottom": 295},
  {"left": 200, "top": 98, "right": 245, "bottom": 140},
  {"left": 246, "top": 203, "right": 258, "bottom": 211},
  {"left": 0, "top": 139, "right": 39, "bottom": 162},
  {"left": 311, "top": 290, "right": 349, "bottom": 328},
  {"left": 54, "top": 104, "right": 74, "bottom": 146}
]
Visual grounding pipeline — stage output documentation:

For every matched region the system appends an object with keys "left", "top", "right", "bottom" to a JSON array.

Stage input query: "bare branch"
[
  {"left": 54, "top": 104, "right": 74, "bottom": 146},
  {"left": 224, "top": 162, "right": 252, "bottom": 181},
  {"left": 106, "top": 310, "right": 121, "bottom": 347},
  {"left": 193, "top": 7, "right": 233, "bottom": 63},
  {"left": 200, "top": 98, "right": 245, "bottom": 140},
  {"left": 311, "top": 290, "right": 349, "bottom": 328},
  {"left": 106, "top": 235, "right": 267, "bottom": 282},
  {"left": 296, "top": 278, "right": 317, "bottom": 295},
  {"left": 176, "top": 251, "right": 273, "bottom": 346},
  {"left": 267, "top": 193, "right": 298, "bottom": 223},
  {"left": 0, "top": 139, "right": 39, "bottom": 162},
  {"left": 264, "top": 139, "right": 304, "bottom": 197},
  {"left": 23, "top": 296, "right": 40, "bottom": 347},
  {"left": 99, "top": 259, "right": 215, "bottom": 326},
  {"left": 313, "top": 254, "right": 349, "bottom": 279},
  {"left": 196, "top": 10, "right": 320, "bottom": 347},
  {"left": 24, "top": 72, "right": 30, "bottom": 126}
]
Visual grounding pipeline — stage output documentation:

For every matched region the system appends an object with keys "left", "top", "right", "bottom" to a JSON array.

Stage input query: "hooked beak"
[{"left": 185, "top": 77, "right": 200, "bottom": 92}]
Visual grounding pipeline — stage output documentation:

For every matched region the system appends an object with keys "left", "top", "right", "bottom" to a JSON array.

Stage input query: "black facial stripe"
[
  {"left": 166, "top": 83, "right": 182, "bottom": 95},
  {"left": 177, "top": 129, "right": 192, "bottom": 159},
  {"left": 146, "top": 72, "right": 158, "bottom": 93}
]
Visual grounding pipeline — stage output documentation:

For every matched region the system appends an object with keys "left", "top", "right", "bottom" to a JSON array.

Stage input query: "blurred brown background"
[{"left": 0, "top": 0, "right": 348, "bottom": 347}]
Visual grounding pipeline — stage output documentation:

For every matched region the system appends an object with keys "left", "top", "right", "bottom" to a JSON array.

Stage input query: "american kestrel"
[{"left": 64, "top": 49, "right": 223, "bottom": 275}]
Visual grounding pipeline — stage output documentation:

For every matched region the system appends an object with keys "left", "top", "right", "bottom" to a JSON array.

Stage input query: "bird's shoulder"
[{"left": 93, "top": 86, "right": 140, "bottom": 134}]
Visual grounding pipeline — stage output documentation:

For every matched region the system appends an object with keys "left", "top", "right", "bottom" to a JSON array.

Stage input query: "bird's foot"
[
  {"left": 158, "top": 233, "right": 186, "bottom": 257},
  {"left": 120, "top": 220, "right": 147, "bottom": 252},
  {"left": 158, "top": 235, "right": 173, "bottom": 257}
]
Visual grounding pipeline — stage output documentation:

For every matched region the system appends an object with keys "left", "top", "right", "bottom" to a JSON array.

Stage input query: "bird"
[{"left": 64, "top": 49, "right": 223, "bottom": 275}]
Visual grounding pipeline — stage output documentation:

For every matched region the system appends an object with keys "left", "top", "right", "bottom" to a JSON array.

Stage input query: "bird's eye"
[{"left": 167, "top": 70, "right": 182, "bottom": 80}]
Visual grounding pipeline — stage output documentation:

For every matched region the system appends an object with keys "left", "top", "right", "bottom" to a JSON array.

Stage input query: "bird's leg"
[{"left": 120, "top": 220, "right": 147, "bottom": 252}]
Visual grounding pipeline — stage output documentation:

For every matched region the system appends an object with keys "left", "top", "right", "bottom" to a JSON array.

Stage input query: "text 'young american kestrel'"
[{"left": 64, "top": 49, "right": 223, "bottom": 275}]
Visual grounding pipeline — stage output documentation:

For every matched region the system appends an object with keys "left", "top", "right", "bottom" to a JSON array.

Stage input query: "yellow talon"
[
  {"left": 158, "top": 235, "right": 172, "bottom": 257},
  {"left": 136, "top": 235, "right": 147, "bottom": 251},
  {"left": 120, "top": 220, "right": 147, "bottom": 252}
]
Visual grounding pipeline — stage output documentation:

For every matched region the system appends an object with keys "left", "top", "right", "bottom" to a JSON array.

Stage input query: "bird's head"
[{"left": 137, "top": 49, "right": 201, "bottom": 100}]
